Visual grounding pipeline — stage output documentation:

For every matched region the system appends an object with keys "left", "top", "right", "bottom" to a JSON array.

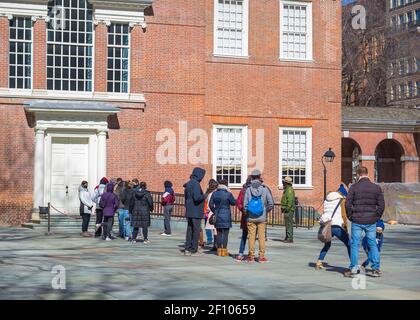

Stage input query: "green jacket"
[{"left": 280, "top": 185, "right": 296, "bottom": 213}]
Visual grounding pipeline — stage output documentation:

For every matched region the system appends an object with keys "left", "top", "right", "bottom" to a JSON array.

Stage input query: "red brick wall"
[
  {"left": 0, "top": 17, "right": 8, "bottom": 88},
  {"left": 33, "top": 19, "right": 46, "bottom": 90}
]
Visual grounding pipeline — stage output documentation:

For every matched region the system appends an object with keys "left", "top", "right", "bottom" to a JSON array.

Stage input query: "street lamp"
[{"left": 321, "top": 148, "right": 336, "bottom": 201}]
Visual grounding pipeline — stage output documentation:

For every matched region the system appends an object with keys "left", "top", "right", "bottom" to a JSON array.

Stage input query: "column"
[
  {"left": 97, "top": 130, "right": 107, "bottom": 180},
  {"left": 32, "top": 128, "right": 45, "bottom": 221}
]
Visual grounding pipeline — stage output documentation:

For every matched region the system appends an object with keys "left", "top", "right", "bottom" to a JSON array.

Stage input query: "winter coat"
[
  {"left": 345, "top": 177, "right": 385, "bottom": 225},
  {"left": 320, "top": 192, "right": 345, "bottom": 227},
  {"left": 209, "top": 185, "right": 236, "bottom": 229},
  {"left": 204, "top": 192, "right": 216, "bottom": 230},
  {"left": 93, "top": 184, "right": 106, "bottom": 209},
  {"left": 281, "top": 185, "right": 296, "bottom": 214},
  {"left": 99, "top": 184, "right": 119, "bottom": 217},
  {"left": 244, "top": 180, "right": 274, "bottom": 223},
  {"left": 79, "top": 186, "right": 94, "bottom": 215},
  {"left": 161, "top": 187, "right": 175, "bottom": 206},
  {"left": 114, "top": 184, "right": 125, "bottom": 209},
  {"left": 183, "top": 167, "right": 206, "bottom": 219},
  {"left": 236, "top": 185, "right": 249, "bottom": 230},
  {"left": 130, "top": 189, "right": 154, "bottom": 228},
  {"left": 120, "top": 188, "right": 134, "bottom": 211}
]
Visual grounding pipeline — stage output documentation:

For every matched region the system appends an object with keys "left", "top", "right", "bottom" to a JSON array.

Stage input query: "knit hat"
[{"left": 251, "top": 169, "right": 262, "bottom": 176}]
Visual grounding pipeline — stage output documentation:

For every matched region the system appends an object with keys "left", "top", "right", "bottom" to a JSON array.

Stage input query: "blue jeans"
[
  {"left": 238, "top": 229, "right": 248, "bottom": 255},
  {"left": 351, "top": 223, "right": 380, "bottom": 271},
  {"left": 318, "top": 226, "right": 351, "bottom": 261},
  {"left": 118, "top": 209, "right": 129, "bottom": 237},
  {"left": 204, "top": 218, "right": 213, "bottom": 243}
]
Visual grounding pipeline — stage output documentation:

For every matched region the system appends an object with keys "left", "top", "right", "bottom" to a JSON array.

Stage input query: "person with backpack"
[
  {"left": 209, "top": 179, "right": 236, "bottom": 257},
  {"left": 130, "top": 182, "right": 154, "bottom": 244},
  {"left": 281, "top": 176, "right": 296, "bottom": 243},
  {"left": 93, "top": 177, "right": 109, "bottom": 237},
  {"left": 161, "top": 180, "right": 175, "bottom": 236},
  {"left": 235, "top": 176, "right": 252, "bottom": 262},
  {"left": 183, "top": 167, "right": 207, "bottom": 256},
  {"left": 243, "top": 169, "right": 274, "bottom": 263},
  {"left": 79, "top": 180, "right": 94, "bottom": 237},
  {"left": 99, "top": 182, "right": 119, "bottom": 241},
  {"left": 204, "top": 179, "right": 219, "bottom": 251},
  {"left": 315, "top": 190, "right": 351, "bottom": 270}
]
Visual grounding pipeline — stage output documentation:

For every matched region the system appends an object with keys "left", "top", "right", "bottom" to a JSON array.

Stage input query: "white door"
[{"left": 51, "top": 137, "right": 89, "bottom": 214}]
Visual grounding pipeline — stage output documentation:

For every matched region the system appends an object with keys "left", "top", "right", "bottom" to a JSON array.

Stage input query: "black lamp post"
[{"left": 322, "top": 148, "right": 336, "bottom": 200}]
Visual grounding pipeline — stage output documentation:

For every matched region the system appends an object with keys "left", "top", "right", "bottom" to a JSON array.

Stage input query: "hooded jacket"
[
  {"left": 93, "top": 184, "right": 106, "bottom": 208},
  {"left": 99, "top": 183, "right": 119, "bottom": 217},
  {"left": 209, "top": 184, "right": 236, "bottom": 229},
  {"left": 79, "top": 185, "right": 94, "bottom": 215},
  {"left": 243, "top": 179, "right": 274, "bottom": 223},
  {"left": 345, "top": 177, "right": 385, "bottom": 225},
  {"left": 130, "top": 188, "right": 154, "bottom": 228},
  {"left": 320, "top": 192, "right": 345, "bottom": 227},
  {"left": 183, "top": 167, "right": 206, "bottom": 219}
]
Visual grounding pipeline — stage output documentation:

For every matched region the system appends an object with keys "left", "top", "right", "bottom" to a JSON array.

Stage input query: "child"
[{"left": 362, "top": 219, "right": 385, "bottom": 269}]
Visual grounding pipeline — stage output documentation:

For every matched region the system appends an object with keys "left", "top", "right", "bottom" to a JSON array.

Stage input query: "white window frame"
[
  {"left": 213, "top": 0, "right": 249, "bottom": 58},
  {"left": 278, "top": 127, "right": 313, "bottom": 189},
  {"left": 212, "top": 124, "right": 248, "bottom": 188},
  {"left": 279, "top": 0, "right": 313, "bottom": 62},
  {"left": 9, "top": 16, "right": 33, "bottom": 91}
]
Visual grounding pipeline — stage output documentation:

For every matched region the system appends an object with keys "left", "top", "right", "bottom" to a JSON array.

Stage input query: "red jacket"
[{"left": 237, "top": 187, "right": 248, "bottom": 230}]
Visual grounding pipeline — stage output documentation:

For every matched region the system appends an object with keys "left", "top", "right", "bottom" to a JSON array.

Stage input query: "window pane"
[
  {"left": 107, "top": 23, "right": 130, "bottom": 93},
  {"left": 281, "top": 129, "right": 309, "bottom": 185}
]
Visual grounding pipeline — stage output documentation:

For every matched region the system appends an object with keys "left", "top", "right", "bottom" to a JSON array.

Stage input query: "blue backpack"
[{"left": 247, "top": 193, "right": 264, "bottom": 218}]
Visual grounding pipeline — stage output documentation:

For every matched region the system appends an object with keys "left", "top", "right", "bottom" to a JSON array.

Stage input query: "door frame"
[{"left": 44, "top": 130, "right": 99, "bottom": 213}]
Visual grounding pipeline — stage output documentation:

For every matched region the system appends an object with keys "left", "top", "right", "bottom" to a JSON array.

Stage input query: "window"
[
  {"left": 279, "top": 127, "right": 312, "bottom": 187},
  {"left": 408, "top": 81, "right": 414, "bottom": 97},
  {"left": 9, "top": 17, "right": 32, "bottom": 89},
  {"left": 214, "top": 0, "right": 248, "bottom": 57},
  {"left": 400, "top": 83, "right": 406, "bottom": 99},
  {"left": 391, "top": 0, "right": 397, "bottom": 9},
  {"left": 213, "top": 125, "right": 247, "bottom": 187},
  {"left": 390, "top": 86, "right": 395, "bottom": 101},
  {"left": 107, "top": 23, "right": 130, "bottom": 93},
  {"left": 280, "top": 1, "right": 313, "bottom": 61},
  {"left": 416, "top": 81, "right": 420, "bottom": 96},
  {"left": 46, "top": 0, "right": 93, "bottom": 92}
]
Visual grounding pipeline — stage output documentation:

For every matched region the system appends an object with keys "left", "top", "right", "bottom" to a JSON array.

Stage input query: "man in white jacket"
[
  {"left": 315, "top": 191, "right": 351, "bottom": 270},
  {"left": 79, "top": 181, "right": 95, "bottom": 237}
]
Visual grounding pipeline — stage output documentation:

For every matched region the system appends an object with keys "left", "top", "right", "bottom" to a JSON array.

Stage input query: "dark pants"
[
  {"left": 103, "top": 216, "right": 114, "bottom": 239},
  {"left": 81, "top": 213, "right": 90, "bottom": 232},
  {"left": 132, "top": 226, "right": 149, "bottom": 240},
  {"left": 216, "top": 228, "right": 230, "bottom": 249},
  {"left": 164, "top": 205, "right": 173, "bottom": 235},
  {"left": 185, "top": 218, "right": 201, "bottom": 253},
  {"left": 95, "top": 209, "right": 103, "bottom": 237},
  {"left": 318, "top": 226, "right": 351, "bottom": 261}
]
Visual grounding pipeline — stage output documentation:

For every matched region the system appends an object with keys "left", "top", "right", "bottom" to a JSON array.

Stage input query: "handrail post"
[{"left": 46, "top": 202, "right": 52, "bottom": 235}]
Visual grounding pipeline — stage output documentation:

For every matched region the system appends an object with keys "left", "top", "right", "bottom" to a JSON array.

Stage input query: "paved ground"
[{"left": 1, "top": 223, "right": 420, "bottom": 300}]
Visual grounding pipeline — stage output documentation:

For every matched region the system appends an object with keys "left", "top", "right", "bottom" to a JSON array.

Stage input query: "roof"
[
  {"left": 342, "top": 106, "right": 420, "bottom": 132},
  {"left": 24, "top": 100, "right": 120, "bottom": 113}
]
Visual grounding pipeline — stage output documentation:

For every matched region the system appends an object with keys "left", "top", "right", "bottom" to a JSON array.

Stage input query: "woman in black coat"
[{"left": 129, "top": 182, "right": 154, "bottom": 244}]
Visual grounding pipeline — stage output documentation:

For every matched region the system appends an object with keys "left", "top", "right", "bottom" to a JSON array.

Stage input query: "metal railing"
[{"left": 150, "top": 191, "right": 317, "bottom": 229}]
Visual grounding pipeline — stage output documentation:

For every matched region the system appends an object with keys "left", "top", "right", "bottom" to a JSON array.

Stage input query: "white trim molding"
[
  {"left": 0, "top": 1, "right": 48, "bottom": 20},
  {"left": 401, "top": 156, "right": 419, "bottom": 162},
  {"left": 360, "top": 155, "right": 376, "bottom": 161}
]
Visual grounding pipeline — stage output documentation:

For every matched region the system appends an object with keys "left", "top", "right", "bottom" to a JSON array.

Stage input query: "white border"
[
  {"left": 278, "top": 126, "right": 313, "bottom": 189},
  {"left": 213, "top": 0, "right": 249, "bottom": 58},
  {"left": 279, "top": 0, "right": 313, "bottom": 62},
  {"left": 212, "top": 124, "right": 248, "bottom": 189}
]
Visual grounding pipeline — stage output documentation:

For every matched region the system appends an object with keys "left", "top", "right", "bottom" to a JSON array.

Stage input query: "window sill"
[
  {"left": 213, "top": 53, "right": 250, "bottom": 60},
  {"left": 0, "top": 88, "right": 145, "bottom": 103},
  {"left": 279, "top": 58, "right": 314, "bottom": 63},
  {"left": 278, "top": 185, "right": 314, "bottom": 190}
]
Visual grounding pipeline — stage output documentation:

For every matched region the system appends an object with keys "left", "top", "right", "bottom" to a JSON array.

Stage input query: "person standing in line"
[
  {"left": 120, "top": 181, "right": 134, "bottom": 240},
  {"left": 130, "top": 182, "right": 154, "bottom": 244},
  {"left": 161, "top": 180, "right": 175, "bottom": 236},
  {"left": 114, "top": 178, "right": 125, "bottom": 238},
  {"left": 93, "top": 177, "right": 109, "bottom": 238},
  {"left": 99, "top": 183, "right": 119, "bottom": 241},
  {"left": 344, "top": 166, "right": 385, "bottom": 278},
  {"left": 209, "top": 179, "right": 236, "bottom": 257},
  {"left": 79, "top": 180, "right": 94, "bottom": 237},
  {"left": 132, "top": 178, "right": 140, "bottom": 191},
  {"left": 314, "top": 190, "right": 351, "bottom": 270},
  {"left": 244, "top": 169, "right": 274, "bottom": 263},
  {"left": 234, "top": 176, "right": 252, "bottom": 262},
  {"left": 281, "top": 176, "right": 296, "bottom": 243},
  {"left": 183, "top": 167, "right": 207, "bottom": 257},
  {"left": 204, "top": 179, "right": 219, "bottom": 251}
]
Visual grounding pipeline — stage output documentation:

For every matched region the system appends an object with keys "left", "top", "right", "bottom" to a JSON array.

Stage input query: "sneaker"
[
  {"left": 105, "top": 237, "right": 112, "bottom": 241},
  {"left": 315, "top": 261, "right": 325, "bottom": 270},
  {"left": 258, "top": 257, "right": 269, "bottom": 263},
  {"left": 161, "top": 233, "right": 172, "bottom": 237},
  {"left": 144, "top": 239, "right": 151, "bottom": 244},
  {"left": 370, "top": 269, "right": 382, "bottom": 277},
  {"left": 343, "top": 269, "right": 359, "bottom": 278},
  {"left": 130, "top": 240, "right": 137, "bottom": 244},
  {"left": 109, "top": 235, "right": 116, "bottom": 240},
  {"left": 191, "top": 251, "right": 203, "bottom": 257},
  {"left": 247, "top": 256, "right": 255, "bottom": 263},
  {"left": 183, "top": 250, "right": 192, "bottom": 256},
  {"left": 125, "top": 237, "right": 130, "bottom": 241},
  {"left": 283, "top": 239, "right": 294, "bottom": 243},
  {"left": 235, "top": 255, "right": 244, "bottom": 262}
]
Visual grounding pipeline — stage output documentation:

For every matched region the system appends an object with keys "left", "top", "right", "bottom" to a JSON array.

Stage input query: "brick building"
[{"left": 0, "top": 0, "right": 342, "bottom": 226}]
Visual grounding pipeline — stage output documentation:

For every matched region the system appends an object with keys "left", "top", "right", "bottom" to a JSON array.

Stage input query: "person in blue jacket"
[
  {"left": 362, "top": 219, "right": 385, "bottom": 270},
  {"left": 209, "top": 179, "right": 236, "bottom": 257}
]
